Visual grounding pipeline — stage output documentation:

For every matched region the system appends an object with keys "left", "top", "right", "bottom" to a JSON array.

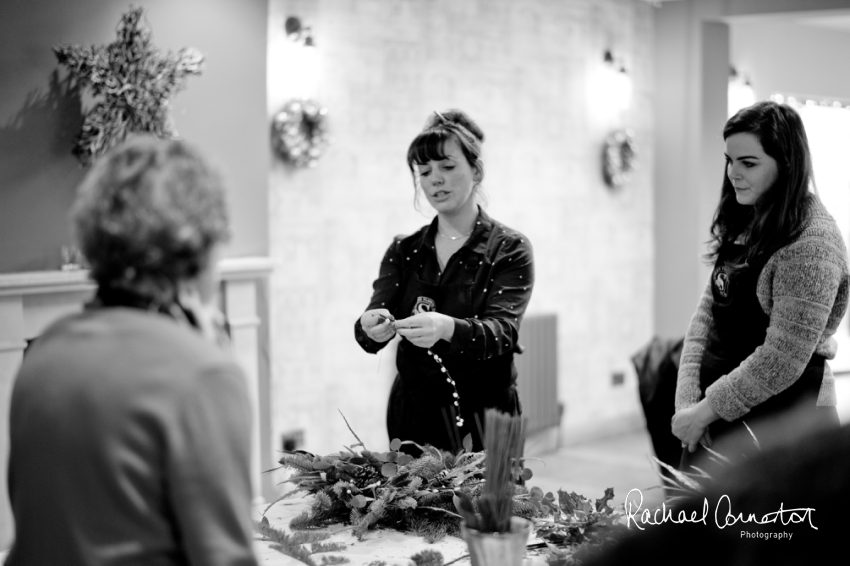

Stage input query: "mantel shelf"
[
  {"left": 0, "top": 257, "right": 275, "bottom": 298},
  {"left": 0, "top": 270, "right": 93, "bottom": 297}
]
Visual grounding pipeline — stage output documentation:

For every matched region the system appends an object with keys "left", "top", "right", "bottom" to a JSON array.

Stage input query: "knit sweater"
[{"left": 676, "top": 195, "right": 850, "bottom": 422}]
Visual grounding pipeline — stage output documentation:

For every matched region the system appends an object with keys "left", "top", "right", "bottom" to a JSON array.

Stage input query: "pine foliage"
[
  {"left": 253, "top": 518, "right": 350, "bottom": 566},
  {"left": 311, "top": 542, "right": 348, "bottom": 553},
  {"left": 411, "top": 550, "right": 444, "bottom": 566},
  {"left": 405, "top": 455, "right": 445, "bottom": 480}
]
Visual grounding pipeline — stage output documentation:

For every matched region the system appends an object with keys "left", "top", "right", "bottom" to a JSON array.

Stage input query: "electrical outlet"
[
  {"left": 281, "top": 429, "right": 305, "bottom": 452},
  {"left": 612, "top": 371, "right": 625, "bottom": 386}
]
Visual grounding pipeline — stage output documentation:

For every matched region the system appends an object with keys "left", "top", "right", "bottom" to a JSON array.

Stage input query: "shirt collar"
[
  {"left": 423, "top": 205, "right": 493, "bottom": 254},
  {"left": 466, "top": 206, "right": 494, "bottom": 254}
]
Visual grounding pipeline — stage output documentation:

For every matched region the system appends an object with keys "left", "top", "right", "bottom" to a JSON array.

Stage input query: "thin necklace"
[{"left": 437, "top": 228, "right": 473, "bottom": 241}]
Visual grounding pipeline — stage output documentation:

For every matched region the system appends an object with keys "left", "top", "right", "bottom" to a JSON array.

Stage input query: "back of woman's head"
[
  {"left": 709, "top": 101, "right": 814, "bottom": 261},
  {"left": 72, "top": 136, "right": 230, "bottom": 295},
  {"left": 406, "top": 109, "right": 485, "bottom": 207}
]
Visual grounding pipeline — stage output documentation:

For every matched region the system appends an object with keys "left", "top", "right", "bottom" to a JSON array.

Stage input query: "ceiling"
[{"left": 796, "top": 13, "right": 850, "bottom": 32}]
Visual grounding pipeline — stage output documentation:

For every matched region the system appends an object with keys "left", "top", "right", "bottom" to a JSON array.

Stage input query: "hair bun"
[{"left": 428, "top": 109, "right": 485, "bottom": 143}]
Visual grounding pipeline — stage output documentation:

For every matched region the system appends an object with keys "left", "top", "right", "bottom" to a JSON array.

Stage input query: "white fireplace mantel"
[{"left": 0, "top": 257, "right": 275, "bottom": 549}]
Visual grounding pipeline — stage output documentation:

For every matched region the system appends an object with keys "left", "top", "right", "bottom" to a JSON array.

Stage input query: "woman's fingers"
[
  {"left": 368, "top": 326, "right": 395, "bottom": 343},
  {"left": 395, "top": 326, "right": 420, "bottom": 336},
  {"left": 396, "top": 326, "right": 435, "bottom": 348},
  {"left": 362, "top": 309, "right": 392, "bottom": 329},
  {"left": 392, "top": 319, "right": 421, "bottom": 330},
  {"left": 394, "top": 314, "right": 444, "bottom": 348},
  {"left": 361, "top": 309, "right": 396, "bottom": 342}
]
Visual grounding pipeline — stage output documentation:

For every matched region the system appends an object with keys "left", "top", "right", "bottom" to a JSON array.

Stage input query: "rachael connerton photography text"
[{"left": 624, "top": 489, "right": 817, "bottom": 531}]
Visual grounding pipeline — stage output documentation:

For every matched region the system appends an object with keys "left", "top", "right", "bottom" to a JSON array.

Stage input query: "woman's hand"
[
  {"left": 394, "top": 312, "right": 455, "bottom": 349},
  {"left": 672, "top": 399, "right": 720, "bottom": 453},
  {"left": 360, "top": 309, "right": 396, "bottom": 343}
]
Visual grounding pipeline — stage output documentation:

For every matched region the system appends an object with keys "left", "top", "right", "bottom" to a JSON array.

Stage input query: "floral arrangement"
[
  {"left": 54, "top": 6, "right": 203, "bottom": 166},
  {"left": 602, "top": 129, "right": 637, "bottom": 189},
  {"left": 271, "top": 98, "right": 330, "bottom": 168},
  {"left": 265, "top": 415, "right": 626, "bottom": 562}
]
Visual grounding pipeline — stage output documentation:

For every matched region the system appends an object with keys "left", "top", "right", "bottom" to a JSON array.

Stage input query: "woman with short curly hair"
[
  {"left": 6, "top": 136, "right": 258, "bottom": 566},
  {"left": 72, "top": 136, "right": 230, "bottom": 311}
]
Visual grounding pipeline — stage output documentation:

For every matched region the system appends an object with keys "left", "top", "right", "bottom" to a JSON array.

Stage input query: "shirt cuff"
[
  {"left": 448, "top": 318, "right": 473, "bottom": 354},
  {"left": 354, "top": 318, "right": 384, "bottom": 354}
]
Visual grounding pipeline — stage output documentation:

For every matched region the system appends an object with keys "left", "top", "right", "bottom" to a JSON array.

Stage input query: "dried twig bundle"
[{"left": 461, "top": 409, "right": 525, "bottom": 533}]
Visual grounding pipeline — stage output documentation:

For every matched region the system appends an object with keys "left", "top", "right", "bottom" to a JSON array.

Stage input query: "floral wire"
[{"left": 426, "top": 349, "right": 463, "bottom": 428}]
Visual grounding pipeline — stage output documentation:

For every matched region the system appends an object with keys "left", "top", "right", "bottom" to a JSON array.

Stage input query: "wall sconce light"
[
  {"left": 728, "top": 66, "right": 756, "bottom": 118},
  {"left": 285, "top": 16, "right": 314, "bottom": 46},
  {"left": 596, "top": 50, "right": 632, "bottom": 114},
  {"left": 283, "top": 16, "right": 319, "bottom": 99}
]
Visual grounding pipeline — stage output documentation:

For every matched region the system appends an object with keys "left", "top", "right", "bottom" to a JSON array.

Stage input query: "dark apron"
[
  {"left": 680, "top": 243, "right": 839, "bottom": 471},
  {"left": 388, "top": 272, "right": 520, "bottom": 455}
]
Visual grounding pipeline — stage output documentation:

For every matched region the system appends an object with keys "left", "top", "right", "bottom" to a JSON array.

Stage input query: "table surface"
[
  {"left": 255, "top": 495, "right": 473, "bottom": 566},
  {"left": 0, "top": 497, "right": 528, "bottom": 566}
]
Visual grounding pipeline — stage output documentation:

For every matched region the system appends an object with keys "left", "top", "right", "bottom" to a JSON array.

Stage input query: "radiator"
[{"left": 514, "top": 313, "right": 561, "bottom": 435}]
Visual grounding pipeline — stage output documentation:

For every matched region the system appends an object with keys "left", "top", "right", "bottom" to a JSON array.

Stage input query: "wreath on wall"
[
  {"left": 271, "top": 98, "right": 330, "bottom": 168},
  {"left": 54, "top": 6, "right": 203, "bottom": 166},
  {"left": 602, "top": 129, "right": 637, "bottom": 189}
]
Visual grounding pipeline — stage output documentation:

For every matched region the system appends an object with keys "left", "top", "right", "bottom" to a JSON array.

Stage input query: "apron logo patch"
[
  {"left": 714, "top": 269, "right": 730, "bottom": 298},
  {"left": 413, "top": 296, "right": 436, "bottom": 315}
]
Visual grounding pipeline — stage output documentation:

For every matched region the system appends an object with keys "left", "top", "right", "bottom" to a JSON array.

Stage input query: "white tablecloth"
[
  {"left": 0, "top": 497, "right": 545, "bottom": 566},
  {"left": 257, "top": 494, "right": 471, "bottom": 566}
]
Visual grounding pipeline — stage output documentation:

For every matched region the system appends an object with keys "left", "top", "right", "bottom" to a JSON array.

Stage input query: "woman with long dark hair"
[{"left": 672, "top": 101, "right": 849, "bottom": 471}]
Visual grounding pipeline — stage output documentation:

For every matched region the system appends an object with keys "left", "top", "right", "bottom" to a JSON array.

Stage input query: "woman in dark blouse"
[{"left": 354, "top": 109, "right": 534, "bottom": 453}]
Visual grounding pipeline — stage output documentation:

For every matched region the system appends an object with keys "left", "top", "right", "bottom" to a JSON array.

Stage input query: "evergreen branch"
[
  {"left": 312, "top": 542, "right": 348, "bottom": 553},
  {"left": 254, "top": 518, "right": 318, "bottom": 566},
  {"left": 411, "top": 549, "right": 444, "bottom": 566},
  {"left": 290, "top": 531, "right": 333, "bottom": 544}
]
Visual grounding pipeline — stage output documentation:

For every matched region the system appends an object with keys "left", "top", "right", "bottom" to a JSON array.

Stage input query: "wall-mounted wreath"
[
  {"left": 271, "top": 98, "right": 330, "bottom": 168},
  {"left": 602, "top": 129, "right": 637, "bottom": 189},
  {"left": 54, "top": 6, "right": 203, "bottom": 166}
]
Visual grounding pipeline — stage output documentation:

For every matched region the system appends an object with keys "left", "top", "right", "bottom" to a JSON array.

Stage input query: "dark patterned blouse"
[{"left": 354, "top": 206, "right": 534, "bottom": 452}]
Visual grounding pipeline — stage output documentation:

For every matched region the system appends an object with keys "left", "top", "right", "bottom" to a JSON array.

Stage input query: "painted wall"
[
  {"left": 730, "top": 20, "right": 850, "bottom": 102},
  {"left": 0, "top": 0, "right": 269, "bottom": 273},
  {"left": 652, "top": 0, "right": 850, "bottom": 340},
  {"left": 267, "top": 0, "right": 656, "bottom": 460}
]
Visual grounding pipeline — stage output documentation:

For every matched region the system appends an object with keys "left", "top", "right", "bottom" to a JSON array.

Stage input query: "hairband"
[{"left": 432, "top": 110, "right": 478, "bottom": 145}]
